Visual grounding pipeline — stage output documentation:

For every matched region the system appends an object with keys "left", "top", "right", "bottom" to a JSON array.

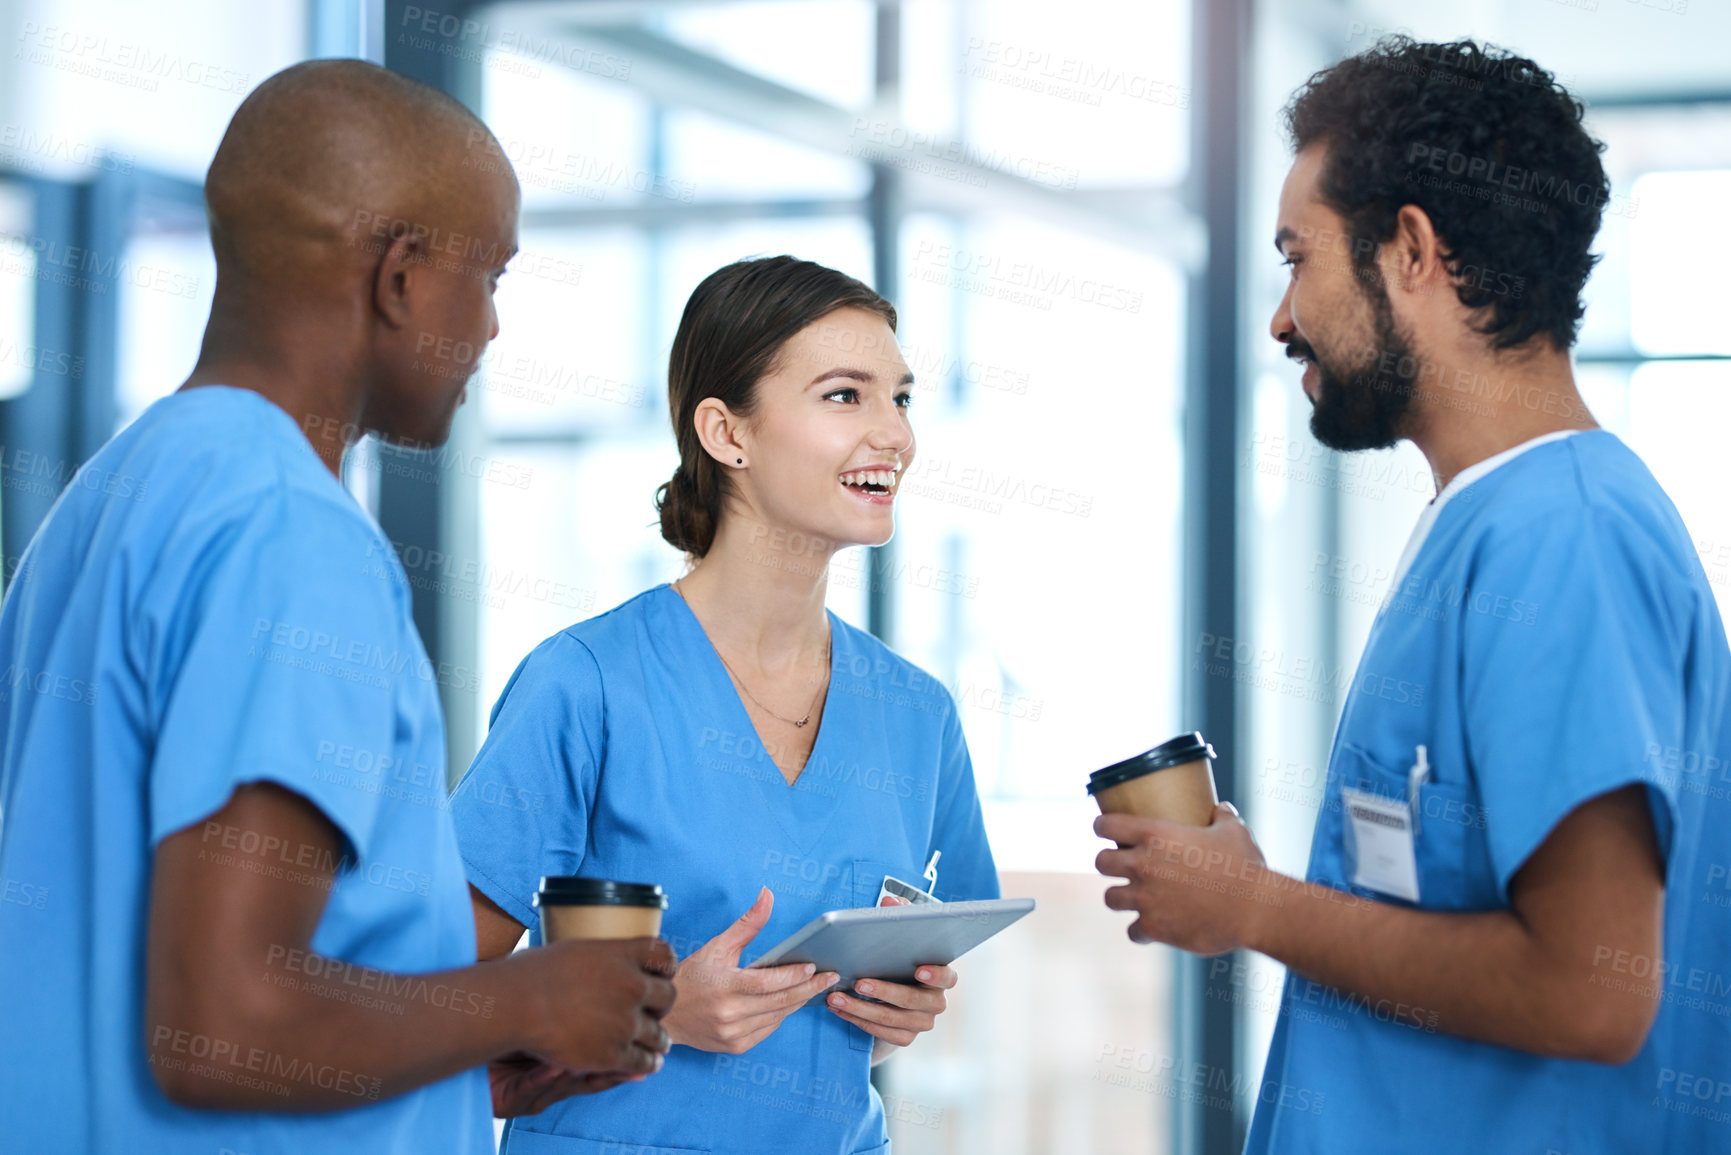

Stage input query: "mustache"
[{"left": 1285, "top": 339, "right": 1316, "bottom": 364}]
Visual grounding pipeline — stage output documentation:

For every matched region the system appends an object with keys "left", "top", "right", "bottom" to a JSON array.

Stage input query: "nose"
[
  {"left": 1269, "top": 279, "right": 1295, "bottom": 348},
  {"left": 868, "top": 396, "right": 914, "bottom": 457}
]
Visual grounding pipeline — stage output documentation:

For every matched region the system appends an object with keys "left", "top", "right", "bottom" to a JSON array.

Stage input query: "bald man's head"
[{"left": 200, "top": 58, "right": 520, "bottom": 449}]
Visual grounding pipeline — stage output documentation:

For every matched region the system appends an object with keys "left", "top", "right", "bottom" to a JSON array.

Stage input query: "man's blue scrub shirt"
[
  {"left": 1247, "top": 433, "right": 1731, "bottom": 1154},
  {"left": 0, "top": 388, "right": 490, "bottom": 1154}
]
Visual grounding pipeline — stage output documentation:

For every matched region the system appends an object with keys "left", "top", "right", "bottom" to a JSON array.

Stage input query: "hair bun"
[{"left": 656, "top": 466, "right": 715, "bottom": 557}]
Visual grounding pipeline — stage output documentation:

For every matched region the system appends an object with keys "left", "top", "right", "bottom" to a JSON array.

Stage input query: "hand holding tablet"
[{"left": 748, "top": 898, "right": 1037, "bottom": 1005}]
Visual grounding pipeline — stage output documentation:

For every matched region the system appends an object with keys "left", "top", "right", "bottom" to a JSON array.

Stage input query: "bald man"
[{"left": 0, "top": 60, "right": 674, "bottom": 1154}]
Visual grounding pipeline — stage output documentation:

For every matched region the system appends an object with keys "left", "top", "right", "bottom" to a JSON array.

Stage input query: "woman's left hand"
[{"left": 824, "top": 965, "right": 956, "bottom": 1047}]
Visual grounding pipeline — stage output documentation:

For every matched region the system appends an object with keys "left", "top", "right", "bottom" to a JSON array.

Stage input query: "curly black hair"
[{"left": 1284, "top": 36, "right": 1608, "bottom": 351}]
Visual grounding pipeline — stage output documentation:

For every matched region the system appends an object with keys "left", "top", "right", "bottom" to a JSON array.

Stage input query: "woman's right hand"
[{"left": 663, "top": 887, "right": 839, "bottom": 1054}]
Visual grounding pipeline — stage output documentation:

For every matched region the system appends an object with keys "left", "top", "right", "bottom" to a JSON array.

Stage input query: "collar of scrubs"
[
  {"left": 1388, "top": 429, "right": 1585, "bottom": 590},
  {"left": 660, "top": 582, "right": 842, "bottom": 787}
]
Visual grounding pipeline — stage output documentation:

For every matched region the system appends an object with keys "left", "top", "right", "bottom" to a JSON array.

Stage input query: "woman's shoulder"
[
  {"left": 828, "top": 614, "right": 957, "bottom": 722},
  {"left": 507, "top": 585, "right": 673, "bottom": 684},
  {"left": 544, "top": 584, "right": 673, "bottom": 650}
]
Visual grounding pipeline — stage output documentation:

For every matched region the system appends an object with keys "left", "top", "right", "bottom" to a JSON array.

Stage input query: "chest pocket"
[{"left": 1324, "top": 743, "right": 1480, "bottom": 910}]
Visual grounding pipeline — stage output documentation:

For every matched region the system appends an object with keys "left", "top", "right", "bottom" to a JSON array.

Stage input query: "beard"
[{"left": 1292, "top": 275, "right": 1416, "bottom": 453}]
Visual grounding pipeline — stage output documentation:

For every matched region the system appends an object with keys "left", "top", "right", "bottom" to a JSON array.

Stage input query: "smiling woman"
[
  {"left": 448, "top": 255, "right": 1002, "bottom": 1155},
  {"left": 656, "top": 255, "right": 910, "bottom": 560}
]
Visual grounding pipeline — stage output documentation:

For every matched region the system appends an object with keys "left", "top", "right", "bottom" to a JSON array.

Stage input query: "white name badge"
[{"left": 1341, "top": 787, "right": 1420, "bottom": 902}]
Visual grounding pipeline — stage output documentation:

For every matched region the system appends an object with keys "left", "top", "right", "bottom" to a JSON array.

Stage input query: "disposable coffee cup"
[
  {"left": 535, "top": 877, "right": 667, "bottom": 944},
  {"left": 1087, "top": 732, "right": 1220, "bottom": 828}
]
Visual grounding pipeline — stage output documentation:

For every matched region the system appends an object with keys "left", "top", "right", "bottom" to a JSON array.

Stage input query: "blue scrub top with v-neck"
[
  {"left": 1245, "top": 432, "right": 1731, "bottom": 1155},
  {"left": 451, "top": 584, "right": 1000, "bottom": 1155}
]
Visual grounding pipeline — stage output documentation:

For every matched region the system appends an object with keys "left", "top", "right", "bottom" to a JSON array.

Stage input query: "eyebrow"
[
  {"left": 1274, "top": 226, "right": 1297, "bottom": 255},
  {"left": 810, "top": 367, "right": 917, "bottom": 387}
]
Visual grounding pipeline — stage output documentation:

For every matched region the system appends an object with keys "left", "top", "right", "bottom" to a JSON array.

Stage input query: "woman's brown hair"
[{"left": 656, "top": 255, "right": 897, "bottom": 557}]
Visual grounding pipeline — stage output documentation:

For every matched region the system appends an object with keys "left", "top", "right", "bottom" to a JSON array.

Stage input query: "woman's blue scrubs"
[{"left": 451, "top": 584, "right": 1000, "bottom": 1155}]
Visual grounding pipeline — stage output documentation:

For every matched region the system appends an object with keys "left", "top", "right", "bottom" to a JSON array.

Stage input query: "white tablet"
[{"left": 748, "top": 898, "right": 1036, "bottom": 1001}]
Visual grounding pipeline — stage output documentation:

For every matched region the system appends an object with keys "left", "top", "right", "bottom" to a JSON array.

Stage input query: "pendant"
[{"left": 795, "top": 717, "right": 810, "bottom": 727}]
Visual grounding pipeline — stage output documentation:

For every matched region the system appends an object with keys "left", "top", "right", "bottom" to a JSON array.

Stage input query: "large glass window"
[{"left": 2, "top": 0, "right": 309, "bottom": 439}]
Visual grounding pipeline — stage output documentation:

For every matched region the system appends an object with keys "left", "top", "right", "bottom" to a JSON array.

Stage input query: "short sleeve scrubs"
[
  {"left": 0, "top": 387, "right": 490, "bottom": 1154},
  {"left": 452, "top": 585, "right": 1000, "bottom": 1155},
  {"left": 1246, "top": 432, "right": 1731, "bottom": 1155}
]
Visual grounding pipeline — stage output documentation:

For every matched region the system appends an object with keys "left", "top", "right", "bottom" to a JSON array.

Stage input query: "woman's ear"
[{"left": 694, "top": 397, "right": 749, "bottom": 469}]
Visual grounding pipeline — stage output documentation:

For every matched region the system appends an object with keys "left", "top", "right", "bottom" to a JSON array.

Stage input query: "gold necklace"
[{"left": 673, "top": 580, "right": 831, "bottom": 728}]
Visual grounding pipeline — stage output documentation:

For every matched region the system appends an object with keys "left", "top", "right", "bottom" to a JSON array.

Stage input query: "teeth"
[{"left": 841, "top": 465, "right": 900, "bottom": 488}]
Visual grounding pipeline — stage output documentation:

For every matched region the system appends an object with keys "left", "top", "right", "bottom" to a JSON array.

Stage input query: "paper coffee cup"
[
  {"left": 535, "top": 877, "right": 667, "bottom": 943},
  {"left": 1087, "top": 732, "right": 1220, "bottom": 828}
]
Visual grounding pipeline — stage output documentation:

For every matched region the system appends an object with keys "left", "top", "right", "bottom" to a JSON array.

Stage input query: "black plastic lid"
[
  {"left": 535, "top": 876, "right": 667, "bottom": 909},
  {"left": 1086, "top": 732, "right": 1216, "bottom": 796}
]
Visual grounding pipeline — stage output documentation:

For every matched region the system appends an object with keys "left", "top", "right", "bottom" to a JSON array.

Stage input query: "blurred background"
[{"left": 0, "top": 0, "right": 1725, "bottom": 1151}]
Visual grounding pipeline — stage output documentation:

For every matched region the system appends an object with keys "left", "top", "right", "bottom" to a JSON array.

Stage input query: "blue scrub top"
[
  {"left": 1246, "top": 432, "right": 1731, "bottom": 1154},
  {"left": 451, "top": 584, "right": 1000, "bottom": 1155},
  {"left": 0, "top": 387, "right": 490, "bottom": 1154}
]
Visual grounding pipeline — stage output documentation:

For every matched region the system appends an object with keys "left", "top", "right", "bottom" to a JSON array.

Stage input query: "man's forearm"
[
  {"left": 148, "top": 945, "right": 542, "bottom": 1111},
  {"left": 1241, "top": 872, "right": 1637, "bottom": 1062},
  {"left": 1245, "top": 875, "right": 1549, "bottom": 1045}
]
